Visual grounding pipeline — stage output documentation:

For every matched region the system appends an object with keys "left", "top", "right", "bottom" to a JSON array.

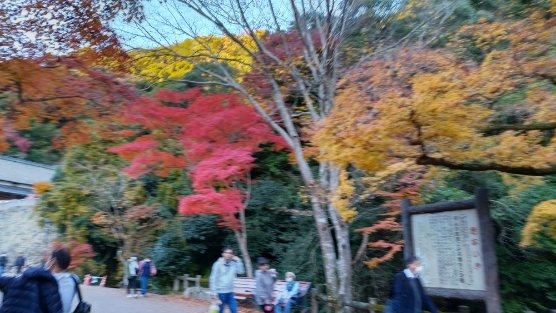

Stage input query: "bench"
[{"left": 233, "top": 277, "right": 311, "bottom": 304}]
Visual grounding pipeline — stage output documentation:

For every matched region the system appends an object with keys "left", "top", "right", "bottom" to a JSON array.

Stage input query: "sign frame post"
[{"left": 402, "top": 188, "right": 502, "bottom": 313}]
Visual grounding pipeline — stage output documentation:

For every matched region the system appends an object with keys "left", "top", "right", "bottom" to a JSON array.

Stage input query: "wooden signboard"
[{"left": 402, "top": 189, "right": 502, "bottom": 313}]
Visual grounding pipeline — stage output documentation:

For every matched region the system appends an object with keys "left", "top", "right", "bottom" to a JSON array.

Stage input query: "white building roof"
[{"left": 0, "top": 156, "right": 56, "bottom": 186}]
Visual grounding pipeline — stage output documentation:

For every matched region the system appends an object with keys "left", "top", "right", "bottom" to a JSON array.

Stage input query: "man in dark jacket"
[
  {"left": 0, "top": 267, "right": 63, "bottom": 313},
  {"left": 391, "top": 256, "right": 438, "bottom": 313}
]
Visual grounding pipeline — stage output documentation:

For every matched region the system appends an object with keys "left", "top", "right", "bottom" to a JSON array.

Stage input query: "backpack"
[
  {"left": 150, "top": 262, "right": 157, "bottom": 276},
  {"left": 142, "top": 261, "right": 151, "bottom": 277}
]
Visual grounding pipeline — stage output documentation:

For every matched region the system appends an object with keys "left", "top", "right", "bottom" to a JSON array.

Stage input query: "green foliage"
[
  {"left": 4, "top": 121, "right": 62, "bottom": 164},
  {"left": 497, "top": 248, "right": 556, "bottom": 312},
  {"left": 141, "top": 170, "right": 192, "bottom": 217},
  {"left": 252, "top": 148, "right": 295, "bottom": 180},
  {"left": 150, "top": 220, "right": 190, "bottom": 291},
  {"left": 246, "top": 179, "right": 318, "bottom": 278},
  {"left": 36, "top": 142, "right": 148, "bottom": 281},
  {"left": 150, "top": 215, "right": 231, "bottom": 291},
  {"left": 470, "top": 0, "right": 554, "bottom": 17}
]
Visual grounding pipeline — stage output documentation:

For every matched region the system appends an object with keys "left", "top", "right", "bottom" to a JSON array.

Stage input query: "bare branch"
[
  {"left": 416, "top": 155, "right": 556, "bottom": 176},
  {"left": 479, "top": 122, "right": 556, "bottom": 133}
]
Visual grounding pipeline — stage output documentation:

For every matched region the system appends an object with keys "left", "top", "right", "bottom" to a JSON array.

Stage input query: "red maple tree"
[{"left": 109, "top": 88, "right": 285, "bottom": 275}]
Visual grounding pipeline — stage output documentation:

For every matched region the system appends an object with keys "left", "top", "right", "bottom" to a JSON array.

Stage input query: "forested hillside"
[{"left": 1, "top": 0, "right": 554, "bottom": 312}]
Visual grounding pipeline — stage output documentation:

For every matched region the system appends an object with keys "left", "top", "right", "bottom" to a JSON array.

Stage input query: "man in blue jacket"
[
  {"left": 391, "top": 256, "right": 438, "bottom": 313},
  {"left": 0, "top": 266, "right": 63, "bottom": 313}
]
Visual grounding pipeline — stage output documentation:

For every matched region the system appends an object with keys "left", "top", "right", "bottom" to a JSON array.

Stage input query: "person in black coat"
[
  {"left": 15, "top": 254, "right": 26, "bottom": 274},
  {"left": 0, "top": 267, "right": 63, "bottom": 313},
  {"left": 391, "top": 256, "right": 438, "bottom": 313}
]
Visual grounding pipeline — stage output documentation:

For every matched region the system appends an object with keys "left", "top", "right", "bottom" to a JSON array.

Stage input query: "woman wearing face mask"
[
  {"left": 275, "top": 272, "right": 299, "bottom": 313},
  {"left": 389, "top": 256, "right": 438, "bottom": 313}
]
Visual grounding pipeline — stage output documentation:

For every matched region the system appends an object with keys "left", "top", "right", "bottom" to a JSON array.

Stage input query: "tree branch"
[
  {"left": 479, "top": 122, "right": 556, "bottom": 133},
  {"left": 416, "top": 155, "right": 556, "bottom": 176}
]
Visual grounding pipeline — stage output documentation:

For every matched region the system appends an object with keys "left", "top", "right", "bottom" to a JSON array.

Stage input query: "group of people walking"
[
  {"left": 208, "top": 247, "right": 437, "bottom": 313},
  {"left": 0, "top": 248, "right": 79, "bottom": 313},
  {"left": 124, "top": 255, "right": 157, "bottom": 297},
  {"left": 0, "top": 253, "right": 26, "bottom": 276},
  {"left": 209, "top": 246, "right": 300, "bottom": 313}
]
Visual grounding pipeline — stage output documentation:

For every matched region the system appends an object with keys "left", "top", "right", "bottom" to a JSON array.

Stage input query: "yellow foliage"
[
  {"left": 360, "top": 161, "right": 417, "bottom": 194},
  {"left": 521, "top": 199, "right": 556, "bottom": 247},
  {"left": 129, "top": 32, "right": 261, "bottom": 82},
  {"left": 331, "top": 169, "right": 357, "bottom": 222},
  {"left": 33, "top": 182, "right": 53, "bottom": 195},
  {"left": 314, "top": 12, "right": 556, "bottom": 175}
]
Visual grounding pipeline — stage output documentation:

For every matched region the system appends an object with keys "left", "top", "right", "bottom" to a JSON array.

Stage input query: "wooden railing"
[{"left": 173, "top": 274, "right": 202, "bottom": 296}]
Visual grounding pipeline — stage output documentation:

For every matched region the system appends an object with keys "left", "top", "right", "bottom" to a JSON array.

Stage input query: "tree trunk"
[
  {"left": 129, "top": 1, "right": 359, "bottom": 309},
  {"left": 235, "top": 207, "right": 252, "bottom": 277},
  {"left": 325, "top": 166, "right": 353, "bottom": 308},
  {"left": 292, "top": 140, "right": 352, "bottom": 312}
]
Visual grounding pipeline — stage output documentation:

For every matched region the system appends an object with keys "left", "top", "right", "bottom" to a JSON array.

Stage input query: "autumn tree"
[
  {"left": 112, "top": 0, "right": 479, "bottom": 307},
  {"left": 521, "top": 199, "right": 556, "bottom": 249},
  {"left": 119, "top": 2, "right": 362, "bottom": 307},
  {"left": 36, "top": 143, "right": 163, "bottom": 262},
  {"left": 0, "top": 0, "right": 139, "bottom": 60},
  {"left": 129, "top": 34, "right": 258, "bottom": 82},
  {"left": 0, "top": 57, "right": 138, "bottom": 161},
  {"left": 315, "top": 10, "right": 556, "bottom": 176},
  {"left": 109, "top": 88, "right": 285, "bottom": 276}
]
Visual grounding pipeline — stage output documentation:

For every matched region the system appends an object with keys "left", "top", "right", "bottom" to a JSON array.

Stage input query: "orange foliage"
[
  {"left": 33, "top": 181, "right": 53, "bottom": 195},
  {"left": 0, "top": 57, "right": 137, "bottom": 152},
  {"left": 314, "top": 11, "right": 556, "bottom": 176},
  {"left": 355, "top": 169, "right": 427, "bottom": 268},
  {"left": 51, "top": 241, "right": 96, "bottom": 269}
]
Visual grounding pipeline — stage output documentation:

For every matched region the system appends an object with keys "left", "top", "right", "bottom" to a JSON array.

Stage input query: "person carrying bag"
[
  {"left": 71, "top": 276, "right": 91, "bottom": 313},
  {"left": 46, "top": 248, "right": 91, "bottom": 313}
]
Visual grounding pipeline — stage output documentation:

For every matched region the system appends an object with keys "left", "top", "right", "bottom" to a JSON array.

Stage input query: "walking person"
[
  {"left": 0, "top": 253, "right": 7, "bottom": 276},
  {"left": 138, "top": 256, "right": 156, "bottom": 297},
  {"left": 209, "top": 246, "right": 245, "bottom": 313},
  {"left": 0, "top": 265, "right": 63, "bottom": 313},
  {"left": 275, "top": 272, "right": 299, "bottom": 313},
  {"left": 389, "top": 256, "right": 438, "bottom": 313},
  {"left": 15, "top": 253, "right": 26, "bottom": 274},
  {"left": 254, "top": 257, "right": 277, "bottom": 313},
  {"left": 46, "top": 248, "right": 78, "bottom": 313},
  {"left": 125, "top": 256, "right": 139, "bottom": 298}
]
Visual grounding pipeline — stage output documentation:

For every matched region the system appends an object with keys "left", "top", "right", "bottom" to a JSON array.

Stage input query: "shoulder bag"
[{"left": 71, "top": 275, "right": 92, "bottom": 313}]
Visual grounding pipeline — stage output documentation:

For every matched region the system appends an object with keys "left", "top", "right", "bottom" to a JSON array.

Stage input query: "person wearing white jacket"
[{"left": 125, "top": 256, "right": 139, "bottom": 297}]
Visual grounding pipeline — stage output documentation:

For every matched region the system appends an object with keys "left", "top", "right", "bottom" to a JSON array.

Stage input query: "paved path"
[
  {"left": 80, "top": 285, "right": 210, "bottom": 313},
  {"left": 1, "top": 284, "right": 257, "bottom": 313}
]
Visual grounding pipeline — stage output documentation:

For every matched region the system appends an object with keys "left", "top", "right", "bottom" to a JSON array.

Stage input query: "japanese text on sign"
[{"left": 412, "top": 209, "right": 486, "bottom": 291}]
